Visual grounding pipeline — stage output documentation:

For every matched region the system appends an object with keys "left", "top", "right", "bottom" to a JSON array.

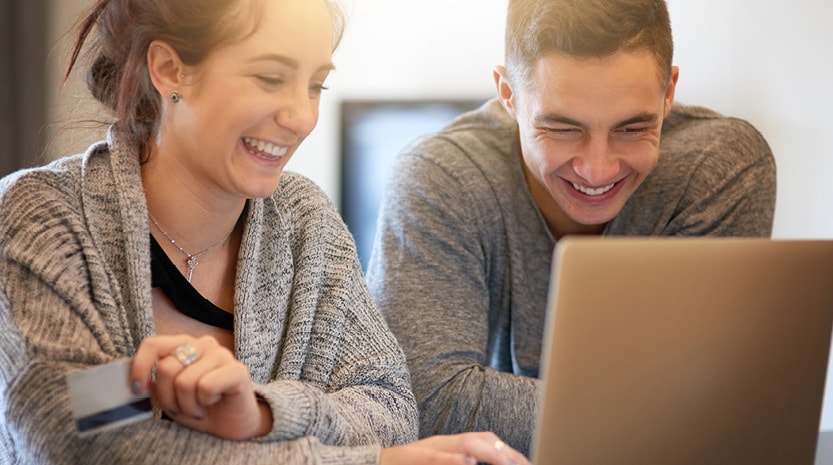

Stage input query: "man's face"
[{"left": 496, "top": 51, "right": 678, "bottom": 238}]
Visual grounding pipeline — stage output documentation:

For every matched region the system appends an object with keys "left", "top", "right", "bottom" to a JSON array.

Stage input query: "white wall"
[
  {"left": 286, "top": 0, "right": 507, "bottom": 201},
  {"left": 667, "top": 2, "right": 833, "bottom": 240},
  {"left": 48, "top": 0, "right": 833, "bottom": 429}
]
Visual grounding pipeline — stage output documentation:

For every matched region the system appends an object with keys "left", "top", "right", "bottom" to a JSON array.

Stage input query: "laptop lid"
[{"left": 531, "top": 237, "right": 833, "bottom": 465}]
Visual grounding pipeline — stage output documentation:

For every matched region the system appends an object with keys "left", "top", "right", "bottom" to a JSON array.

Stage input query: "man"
[{"left": 366, "top": 0, "right": 776, "bottom": 456}]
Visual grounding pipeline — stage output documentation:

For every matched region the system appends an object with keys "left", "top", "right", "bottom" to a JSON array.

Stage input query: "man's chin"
[{"left": 566, "top": 207, "right": 621, "bottom": 231}]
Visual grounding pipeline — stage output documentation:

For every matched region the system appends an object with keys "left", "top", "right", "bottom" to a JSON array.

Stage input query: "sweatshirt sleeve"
[{"left": 367, "top": 150, "right": 540, "bottom": 456}]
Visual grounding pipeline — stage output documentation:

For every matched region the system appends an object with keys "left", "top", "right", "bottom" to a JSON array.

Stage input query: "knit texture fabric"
[{"left": 0, "top": 128, "right": 418, "bottom": 464}]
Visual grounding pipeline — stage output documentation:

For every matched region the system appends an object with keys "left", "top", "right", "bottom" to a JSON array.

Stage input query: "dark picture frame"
[{"left": 339, "top": 98, "right": 487, "bottom": 271}]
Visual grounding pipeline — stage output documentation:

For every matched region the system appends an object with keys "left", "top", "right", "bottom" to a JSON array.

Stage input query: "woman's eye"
[
  {"left": 257, "top": 76, "right": 284, "bottom": 86},
  {"left": 309, "top": 83, "right": 329, "bottom": 97}
]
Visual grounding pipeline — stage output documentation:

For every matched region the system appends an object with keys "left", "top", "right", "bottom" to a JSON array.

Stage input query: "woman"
[{"left": 0, "top": 0, "right": 527, "bottom": 464}]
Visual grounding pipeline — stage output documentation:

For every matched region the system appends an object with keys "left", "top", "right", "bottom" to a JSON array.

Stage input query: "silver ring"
[
  {"left": 173, "top": 343, "right": 199, "bottom": 367},
  {"left": 494, "top": 440, "right": 506, "bottom": 451}
]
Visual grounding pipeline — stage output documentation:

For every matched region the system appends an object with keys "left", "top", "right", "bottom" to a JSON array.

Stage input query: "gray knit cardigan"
[{"left": 0, "top": 129, "right": 418, "bottom": 464}]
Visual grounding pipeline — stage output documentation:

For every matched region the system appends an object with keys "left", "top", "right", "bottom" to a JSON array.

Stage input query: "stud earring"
[{"left": 169, "top": 90, "right": 181, "bottom": 103}]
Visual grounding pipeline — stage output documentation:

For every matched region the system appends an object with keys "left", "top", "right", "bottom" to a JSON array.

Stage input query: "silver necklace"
[{"left": 148, "top": 213, "right": 235, "bottom": 282}]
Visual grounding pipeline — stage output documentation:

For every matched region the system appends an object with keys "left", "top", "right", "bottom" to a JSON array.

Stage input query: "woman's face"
[{"left": 159, "top": 0, "right": 335, "bottom": 200}]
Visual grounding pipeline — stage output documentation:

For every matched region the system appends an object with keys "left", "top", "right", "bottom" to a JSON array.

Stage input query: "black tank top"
[{"left": 149, "top": 235, "right": 234, "bottom": 330}]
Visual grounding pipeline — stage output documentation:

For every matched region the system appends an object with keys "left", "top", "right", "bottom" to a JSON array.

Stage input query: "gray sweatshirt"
[
  {"left": 0, "top": 129, "right": 418, "bottom": 464},
  {"left": 367, "top": 99, "right": 776, "bottom": 455}
]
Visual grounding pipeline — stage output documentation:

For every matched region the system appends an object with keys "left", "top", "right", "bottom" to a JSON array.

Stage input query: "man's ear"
[
  {"left": 147, "top": 40, "right": 185, "bottom": 99},
  {"left": 663, "top": 65, "right": 680, "bottom": 118},
  {"left": 493, "top": 65, "right": 518, "bottom": 119}
]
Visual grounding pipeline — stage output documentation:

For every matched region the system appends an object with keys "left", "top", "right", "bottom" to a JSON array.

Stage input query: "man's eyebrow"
[
  {"left": 248, "top": 53, "right": 335, "bottom": 72},
  {"left": 534, "top": 114, "right": 584, "bottom": 127},
  {"left": 533, "top": 112, "right": 660, "bottom": 128},
  {"left": 614, "top": 113, "right": 660, "bottom": 128}
]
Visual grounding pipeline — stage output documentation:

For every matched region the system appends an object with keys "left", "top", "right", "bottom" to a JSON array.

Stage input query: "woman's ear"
[
  {"left": 493, "top": 65, "right": 517, "bottom": 119},
  {"left": 147, "top": 40, "right": 185, "bottom": 99}
]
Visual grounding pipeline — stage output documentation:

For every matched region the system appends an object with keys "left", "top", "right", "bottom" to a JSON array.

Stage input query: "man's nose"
[{"left": 571, "top": 137, "right": 620, "bottom": 185}]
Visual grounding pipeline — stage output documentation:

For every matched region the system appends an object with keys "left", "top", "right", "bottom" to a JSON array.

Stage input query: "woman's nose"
[{"left": 274, "top": 87, "right": 318, "bottom": 138}]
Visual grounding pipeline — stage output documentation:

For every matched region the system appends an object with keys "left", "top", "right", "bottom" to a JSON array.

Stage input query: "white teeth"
[
  {"left": 571, "top": 181, "right": 615, "bottom": 196},
  {"left": 243, "top": 137, "right": 287, "bottom": 157}
]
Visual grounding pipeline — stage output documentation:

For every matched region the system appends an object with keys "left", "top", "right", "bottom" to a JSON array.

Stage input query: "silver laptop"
[{"left": 531, "top": 237, "right": 833, "bottom": 465}]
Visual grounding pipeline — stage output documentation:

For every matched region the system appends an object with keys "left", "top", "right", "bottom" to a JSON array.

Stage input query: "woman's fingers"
[
  {"left": 130, "top": 334, "right": 192, "bottom": 394},
  {"left": 380, "top": 432, "right": 530, "bottom": 465},
  {"left": 129, "top": 334, "right": 268, "bottom": 439},
  {"left": 442, "top": 432, "right": 528, "bottom": 465},
  {"left": 380, "top": 446, "right": 476, "bottom": 465},
  {"left": 167, "top": 350, "right": 248, "bottom": 418},
  {"left": 153, "top": 348, "right": 209, "bottom": 418},
  {"left": 457, "top": 432, "right": 527, "bottom": 465},
  {"left": 194, "top": 362, "right": 250, "bottom": 407},
  {"left": 133, "top": 335, "right": 233, "bottom": 418}
]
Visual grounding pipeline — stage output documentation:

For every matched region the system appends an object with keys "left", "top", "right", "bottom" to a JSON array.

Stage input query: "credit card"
[{"left": 66, "top": 359, "right": 153, "bottom": 435}]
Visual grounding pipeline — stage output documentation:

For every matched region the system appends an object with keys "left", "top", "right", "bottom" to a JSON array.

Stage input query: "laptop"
[{"left": 531, "top": 237, "right": 833, "bottom": 465}]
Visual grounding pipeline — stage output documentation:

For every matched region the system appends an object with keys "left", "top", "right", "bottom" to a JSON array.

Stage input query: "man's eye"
[
  {"left": 545, "top": 127, "right": 582, "bottom": 138},
  {"left": 619, "top": 127, "right": 648, "bottom": 134}
]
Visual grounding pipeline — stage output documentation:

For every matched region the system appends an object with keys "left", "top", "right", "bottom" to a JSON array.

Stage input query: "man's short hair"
[{"left": 504, "top": 0, "right": 674, "bottom": 89}]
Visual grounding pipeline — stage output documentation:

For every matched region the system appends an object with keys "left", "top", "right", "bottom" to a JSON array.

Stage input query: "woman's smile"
[{"left": 242, "top": 136, "right": 288, "bottom": 161}]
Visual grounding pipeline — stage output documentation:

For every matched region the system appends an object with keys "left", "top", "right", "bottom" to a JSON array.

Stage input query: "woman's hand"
[
  {"left": 380, "top": 432, "right": 529, "bottom": 465},
  {"left": 131, "top": 334, "right": 272, "bottom": 440}
]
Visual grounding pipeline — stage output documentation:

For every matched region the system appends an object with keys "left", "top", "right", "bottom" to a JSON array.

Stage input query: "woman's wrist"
[{"left": 253, "top": 396, "right": 274, "bottom": 438}]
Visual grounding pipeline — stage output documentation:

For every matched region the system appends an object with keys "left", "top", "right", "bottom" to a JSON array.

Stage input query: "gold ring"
[
  {"left": 173, "top": 343, "right": 199, "bottom": 367},
  {"left": 494, "top": 440, "right": 506, "bottom": 451}
]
